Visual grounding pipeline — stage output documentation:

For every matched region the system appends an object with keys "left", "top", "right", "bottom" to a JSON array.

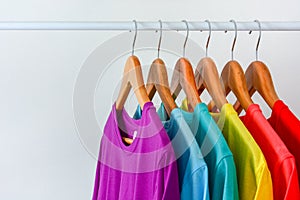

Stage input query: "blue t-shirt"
[
  {"left": 134, "top": 107, "right": 210, "bottom": 200},
  {"left": 174, "top": 102, "right": 239, "bottom": 200}
]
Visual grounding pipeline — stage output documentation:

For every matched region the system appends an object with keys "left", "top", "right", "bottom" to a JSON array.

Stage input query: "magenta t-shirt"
[{"left": 92, "top": 102, "right": 180, "bottom": 200}]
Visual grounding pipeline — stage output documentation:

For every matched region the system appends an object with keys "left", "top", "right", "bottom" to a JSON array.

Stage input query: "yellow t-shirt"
[{"left": 181, "top": 100, "right": 273, "bottom": 200}]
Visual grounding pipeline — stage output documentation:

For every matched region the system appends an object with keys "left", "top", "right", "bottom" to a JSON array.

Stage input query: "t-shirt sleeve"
[
  {"left": 255, "top": 164, "right": 273, "bottom": 199},
  {"left": 277, "top": 157, "right": 300, "bottom": 200},
  {"left": 180, "top": 166, "right": 210, "bottom": 200},
  {"left": 214, "top": 156, "right": 239, "bottom": 200}
]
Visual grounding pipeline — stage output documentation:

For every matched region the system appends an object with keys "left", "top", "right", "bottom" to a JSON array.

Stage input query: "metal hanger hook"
[
  {"left": 249, "top": 20, "right": 262, "bottom": 60},
  {"left": 252, "top": 20, "right": 261, "bottom": 61},
  {"left": 229, "top": 19, "right": 237, "bottom": 60},
  {"left": 204, "top": 20, "right": 212, "bottom": 57},
  {"left": 182, "top": 20, "right": 189, "bottom": 58},
  {"left": 132, "top": 20, "right": 137, "bottom": 55},
  {"left": 157, "top": 20, "right": 163, "bottom": 58}
]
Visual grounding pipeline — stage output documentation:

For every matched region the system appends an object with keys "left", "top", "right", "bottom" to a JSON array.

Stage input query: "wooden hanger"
[
  {"left": 146, "top": 59, "right": 177, "bottom": 116},
  {"left": 115, "top": 21, "right": 150, "bottom": 145},
  {"left": 195, "top": 20, "right": 227, "bottom": 111},
  {"left": 146, "top": 20, "right": 177, "bottom": 116},
  {"left": 124, "top": 57, "right": 177, "bottom": 145},
  {"left": 171, "top": 57, "right": 201, "bottom": 111},
  {"left": 234, "top": 20, "right": 279, "bottom": 114},
  {"left": 122, "top": 21, "right": 177, "bottom": 145},
  {"left": 234, "top": 61, "right": 279, "bottom": 113},
  {"left": 115, "top": 55, "right": 150, "bottom": 111},
  {"left": 115, "top": 56, "right": 150, "bottom": 145},
  {"left": 220, "top": 60, "right": 253, "bottom": 110},
  {"left": 209, "top": 20, "right": 253, "bottom": 112},
  {"left": 170, "top": 20, "right": 201, "bottom": 111},
  {"left": 196, "top": 57, "right": 228, "bottom": 110},
  {"left": 115, "top": 21, "right": 150, "bottom": 111}
]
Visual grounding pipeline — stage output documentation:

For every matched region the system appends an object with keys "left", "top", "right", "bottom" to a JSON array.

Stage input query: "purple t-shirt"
[{"left": 92, "top": 102, "right": 180, "bottom": 200}]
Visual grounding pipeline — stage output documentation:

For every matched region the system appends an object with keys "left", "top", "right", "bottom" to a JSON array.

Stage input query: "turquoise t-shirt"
[
  {"left": 134, "top": 107, "right": 210, "bottom": 200},
  {"left": 159, "top": 103, "right": 239, "bottom": 200}
]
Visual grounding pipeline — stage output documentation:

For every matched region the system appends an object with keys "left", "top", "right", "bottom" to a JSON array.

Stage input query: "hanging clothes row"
[{"left": 92, "top": 20, "right": 300, "bottom": 200}]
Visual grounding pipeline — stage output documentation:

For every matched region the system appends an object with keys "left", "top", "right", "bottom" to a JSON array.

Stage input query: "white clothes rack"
[{"left": 0, "top": 21, "right": 300, "bottom": 31}]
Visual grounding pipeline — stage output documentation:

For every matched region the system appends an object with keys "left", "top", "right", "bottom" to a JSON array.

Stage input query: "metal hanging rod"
[{"left": 0, "top": 21, "right": 300, "bottom": 31}]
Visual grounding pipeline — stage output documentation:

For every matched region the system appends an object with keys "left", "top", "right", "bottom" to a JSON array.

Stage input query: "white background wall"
[{"left": 0, "top": 0, "right": 300, "bottom": 199}]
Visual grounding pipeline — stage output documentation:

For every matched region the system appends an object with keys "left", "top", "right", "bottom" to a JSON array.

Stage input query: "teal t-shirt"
[
  {"left": 134, "top": 107, "right": 210, "bottom": 200},
  {"left": 159, "top": 103, "right": 239, "bottom": 200}
]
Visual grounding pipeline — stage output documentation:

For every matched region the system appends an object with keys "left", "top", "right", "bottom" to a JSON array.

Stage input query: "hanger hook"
[
  {"left": 182, "top": 20, "right": 189, "bottom": 58},
  {"left": 157, "top": 20, "right": 163, "bottom": 58},
  {"left": 132, "top": 20, "right": 137, "bottom": 55},
  {"left": 254, "top": 20, "right": 261, "bottom": 61},
  {"left": 249, "top": 20, "right": 262, "bottom": 60},
  {"left": 229, "top": 19, "right": 237, "bottom": 60},
  {"left": 204, "top": 20, "right": 212, "bottom": 57}
]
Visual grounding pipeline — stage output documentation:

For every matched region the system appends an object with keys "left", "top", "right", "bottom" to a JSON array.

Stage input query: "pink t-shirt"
[{"left": 92, "top": 102, "right": 180, "bottom": 200}]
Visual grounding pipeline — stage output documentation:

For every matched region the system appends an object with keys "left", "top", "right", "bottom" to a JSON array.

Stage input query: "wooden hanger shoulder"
[
  {"left": 195, "top": 57, "right": 227, "bottom": 110},
  {"left": 115, "top": 55, "right": 150, "bottom": 111},
  {"left": 234, "top": 61, "right": 279, "bottom": 111},
  {"left": 220, "top": 60, "right": 253, "bottom": 111},
  {"left": 170, "top": 57, "right": 201, "bottom": 110},
  {"left": 146, "top": 58, "right": 177, "bottom": 116}
]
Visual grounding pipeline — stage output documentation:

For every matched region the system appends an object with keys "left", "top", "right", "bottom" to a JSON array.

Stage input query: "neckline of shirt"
[{"left": 112, "top": 101, "right": 153, "bottom": 152}]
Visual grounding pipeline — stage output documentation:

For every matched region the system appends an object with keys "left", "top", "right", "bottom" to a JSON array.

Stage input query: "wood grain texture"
[
  {"left": 146, "top": 58, "right": 177, "bottom": 116},
  {"left": 209, "top": 60, "right": 253, "bottom": 112},
  {"left": 124, "top": 58, "right": 178, "bottom": 145},
  {"left": 115, "top": 55, "right": 150, "bottom": 145},
  {"left": 234, "top": 61, "right": 279, "bottom": 114},
  {"left": 115, "top": 55, "right": 150, "bottom": 111},
  {"left": 170, "top": 58, "right": 201, "bottom": 111},
  {"left": 195, "top": 57, "right": 227, "bottom": 110}
]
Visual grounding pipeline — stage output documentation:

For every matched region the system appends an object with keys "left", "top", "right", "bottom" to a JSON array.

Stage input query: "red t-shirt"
[
  {"left": 240, "top": 104, "right": 300, "bottom": 200},
  {"left": 268, "top": 100, "right": 300, "bottom": 182}
]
